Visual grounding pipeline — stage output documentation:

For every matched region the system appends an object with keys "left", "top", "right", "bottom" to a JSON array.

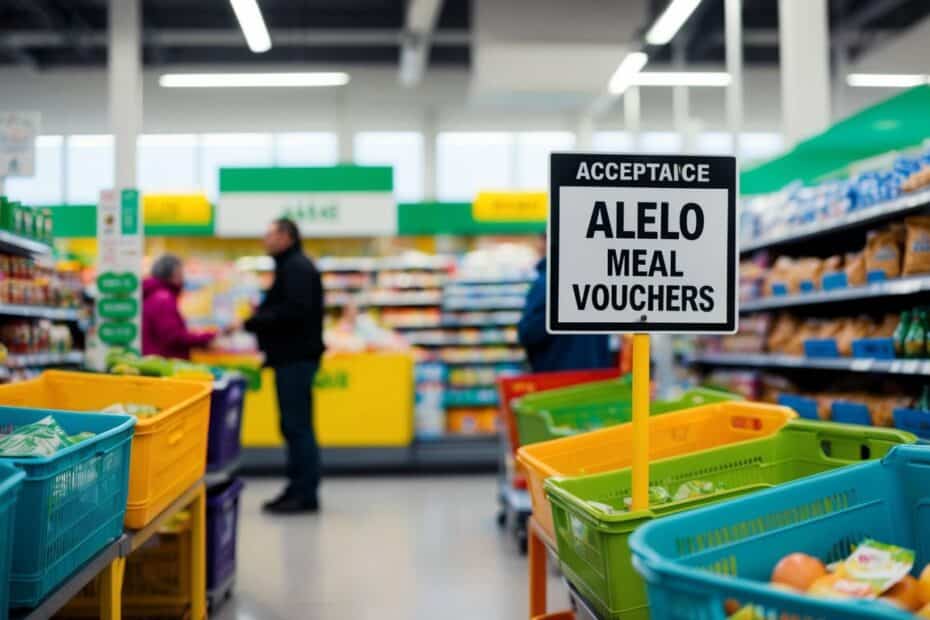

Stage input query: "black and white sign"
[{"left": 547, "top": 153, "right": 737, "bottom": 334}]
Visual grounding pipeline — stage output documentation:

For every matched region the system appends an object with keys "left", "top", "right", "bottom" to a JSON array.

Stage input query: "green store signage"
[
  {"left": 97, "top": 297, "right": 138, "bottom": 320},
  {"left": 97, "top": 272, "right": 139, "bottom": 296},
  {"left": 99, "top": 322, "right": 138, "bottom": 346}
]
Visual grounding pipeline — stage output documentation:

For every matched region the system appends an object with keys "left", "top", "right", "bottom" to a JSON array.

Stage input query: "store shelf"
[
  {"left": 0, "top": 230, "right": 51, "bottom": 257},
  {"left": 741, "top": 188, "right": 930, "bottom": 254},
  {"left": 407, "top": 337, "right": 518, "bottom": 347},
  {"left": 688, "top": 351, "right": 930, "bottom": 376},
  {"left": 449, "top": 277, "right": 535, "bottom": 286},
  {"left": 443, "top": 300, "right": 525, "bottom": 311},
  {"left": 442, "top": 356, "right": 525, "bottom": 366},
  {"left": 0, "top": 304, "right": 81, "bottom": 321},
  {"left": 6, "top": 351, "right": 84, "bottom": 368},
  {"left": 741, "top": 274, "right": 930, "bottom": 312}
]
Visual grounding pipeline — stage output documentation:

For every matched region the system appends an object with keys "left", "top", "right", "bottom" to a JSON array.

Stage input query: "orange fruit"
[
  {"left": 881, "top": 576, "right": 922, "bottom": 612},
  {"left": 917, "top": 602, "right": 930, "bottom": 618},
  {"left": 918, "top": 564, "right": 930, "bottom": 605},
  {"left": 723, "top": 598, "right": 741, "bottom": 615},
  {"left": 771, "top": 553, "right": 827, "bottom": 592}
]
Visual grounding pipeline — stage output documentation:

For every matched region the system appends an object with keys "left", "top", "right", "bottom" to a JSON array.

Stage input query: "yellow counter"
[{"left": 192, "top": 351, "right": 415, "bottom": 448}]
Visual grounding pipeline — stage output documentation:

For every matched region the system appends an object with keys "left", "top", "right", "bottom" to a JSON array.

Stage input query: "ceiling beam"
[
  {"left": 399, "top": 0, "right": 445, "bottom": 87},
  {"left": 839, "top": 0, "right": 910, "bottom": 30},
  {"left": 0, "top": 28, "right": 471, "bottom": 49},
  {"left": 12, "top": 0, "right": 93, "bottom": 60}
]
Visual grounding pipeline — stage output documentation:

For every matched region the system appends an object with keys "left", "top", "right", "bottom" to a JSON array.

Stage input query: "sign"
[
  {"left": 0, "top": 111, "right": 39, "bottom": 177},
  {"left": 547, "top": 153, "right": 737, "bottom": 333},
  {"left": 91, "top": 189, "right": 143, "bottom": 368},
  {"left": 472, "top": 191, "right": 547, "bottom": 222},
  {"left": 216, "top": 166, "right": 395, "bottom": 238},
  {"left": 143, "top": 193, "right": 211, "bottom": 226}
]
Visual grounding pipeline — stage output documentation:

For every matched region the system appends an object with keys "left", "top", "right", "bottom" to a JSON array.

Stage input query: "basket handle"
[{"left": 803, "top": 420, "right": 913, "bottom": 463}]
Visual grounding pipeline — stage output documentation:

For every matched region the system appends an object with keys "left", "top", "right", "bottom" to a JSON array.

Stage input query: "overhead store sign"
[
  {"left": 472, "top": 191, "right": 547, "bottom": 222},
  {"left": 143, "top": 193, "right": 211, "bottom": 225},
  {"left": 0, "top": 111, "right": 39, "bottom": 177},
  {"left": 547, "top": 153, "right": 737, "bottom": 333},
  {"left": 216, "top": 166, "right": 395, "bottom": 238}
]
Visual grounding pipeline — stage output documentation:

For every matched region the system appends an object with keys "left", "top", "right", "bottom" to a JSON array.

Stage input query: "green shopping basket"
[
  {"left": 514, "top": 379, "right": 739, "bottom": 445},
  {"left": 544, "top": 419, "right": 917, "bottom": 620}
]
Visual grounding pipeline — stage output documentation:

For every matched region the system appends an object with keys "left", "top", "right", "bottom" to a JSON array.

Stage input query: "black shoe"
[
  {"left": 264, "top": 496, "right": 319, "bottom": 515},
  {"left": 261, "top": 490, "right": 295, "bottom": 512}
]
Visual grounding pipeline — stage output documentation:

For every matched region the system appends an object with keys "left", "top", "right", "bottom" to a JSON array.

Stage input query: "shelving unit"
[
  {"left": 740, "top": 274, "right": 930, "bottom": 312},
  {"left": 0, "top": 304, "right": 82, "bottom": 321},
  {"left": 688, "top": 352, "right": 930, "bottom": 376}
]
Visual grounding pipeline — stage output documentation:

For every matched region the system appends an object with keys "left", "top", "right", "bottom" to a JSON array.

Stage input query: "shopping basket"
[
  {"left": 546, "top": 420, "right": 917, "bottom": 620},
  {"left": 0, "top": 371, "right": 211, "bottom": 529},
  {"left": 207, "top": 373, "right": 247, "bottom": 471},
  {"left": 630, "top": 443, "right": 930, "bottom": 620},
  {"left": 0, "top": 462, "right": 24, "bottom": 619},
  {"left": 517, "top": 401, "right": 791, "bottom": 543},
  {"left": 516, "top": 383, "right": 739, "bottom": 445},
  {"left": 0, "top": 408, "right": 134, "bottom": 607}
]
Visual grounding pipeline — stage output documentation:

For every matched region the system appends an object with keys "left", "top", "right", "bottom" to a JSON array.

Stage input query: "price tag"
[{"left": 850, "top": 359, "right": 873, "bottom": 372}]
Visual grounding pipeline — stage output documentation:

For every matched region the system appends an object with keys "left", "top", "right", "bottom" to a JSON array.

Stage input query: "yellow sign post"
[{"left": 631, "top": 334, "right": 650, "bottom": 511}]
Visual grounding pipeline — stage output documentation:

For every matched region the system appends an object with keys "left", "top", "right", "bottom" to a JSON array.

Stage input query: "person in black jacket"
[{"left": 244, "top": 218, "right": 325, "bottom": 514}]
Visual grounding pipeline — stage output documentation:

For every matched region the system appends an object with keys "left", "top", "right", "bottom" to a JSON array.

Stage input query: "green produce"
[
  {"left": 0, "top": 416, "right": 95, "bottom": 457},
  {"left": 102, "top": 402, "right": 160, "bottom": 418}
]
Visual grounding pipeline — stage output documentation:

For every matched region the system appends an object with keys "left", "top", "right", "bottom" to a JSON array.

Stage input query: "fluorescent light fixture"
[
  {"left": 230, "top": 0, "right": 271, "bottom": 53},
  {"left": 159, "top": 72, "right": 351, "bottom": 88},
  {"left": 633, "top": 71, "right": 731, "bottom": 86},
  {"left": 846, "top": 73, "right": 928, "bottom": 88},
  {"left": 608, "top": 52, "right": 649, "bottom": 95},
  {"left": 645, "top": 0, "right": 702, "bottom": 45}
]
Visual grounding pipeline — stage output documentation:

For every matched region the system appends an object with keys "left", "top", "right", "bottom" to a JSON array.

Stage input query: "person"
[
  {"left": 244, "top": 218, "right": 325, "bottom": 514},
  {"left": 518, "top": 254, "right": 614, "bottom": 373},
  {"left": 142, "top": 254, "right": 217, "bottom": 360}
]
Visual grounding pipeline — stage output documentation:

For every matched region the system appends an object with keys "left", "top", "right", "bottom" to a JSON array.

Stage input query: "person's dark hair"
[
  {"left": 151, "top": 254, "right": 182, "bottom": 282},
  {"left": 274, "top": 218, "right": 300, "bottom": 244}
]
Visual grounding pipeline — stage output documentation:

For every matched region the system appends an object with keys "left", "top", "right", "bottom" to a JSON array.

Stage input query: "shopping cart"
[
  {"left": 496, "top": 368, "right": 620, "bottom": 554},
  {"left": 630, "top": 443, "right": 930, "bottom": 620}
]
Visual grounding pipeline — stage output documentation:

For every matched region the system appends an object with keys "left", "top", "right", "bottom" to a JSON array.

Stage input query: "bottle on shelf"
[
  {"left": 894, "top": 310, "right": 911, "bottom": 357},
  {"left": 904, "top": 308, "right": 928, "bottom": 358}
]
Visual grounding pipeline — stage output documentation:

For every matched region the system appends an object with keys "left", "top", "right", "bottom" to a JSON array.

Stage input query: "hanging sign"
[
  {"left": 0, "top": 111, "right": 39, "bottom": 177},
  {"left": 547, "top": 153, "right": 737, "bottom": 333},
  {"left": 93, "top": 189, "right": 144, "bottom": 364}
]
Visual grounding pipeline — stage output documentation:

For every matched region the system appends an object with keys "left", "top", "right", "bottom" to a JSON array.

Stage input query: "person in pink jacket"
[{"left": 141, "top": 254, "right": 216, "bottom": 359}]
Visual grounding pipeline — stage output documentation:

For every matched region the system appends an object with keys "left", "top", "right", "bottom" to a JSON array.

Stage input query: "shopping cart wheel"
[{"left": 496, "top": 509, "right": 507, "bottom": 528}]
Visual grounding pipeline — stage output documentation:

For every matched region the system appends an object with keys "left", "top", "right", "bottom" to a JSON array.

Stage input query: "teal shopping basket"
[
  {"left": 0, "top": 408, "right": 134, "bottom": 607},
  {"left": 0, "top": 462, "right": 23, "bottom": 620},
  {"left": 630, "top": 443, "right": 930, "bottom": 620}
]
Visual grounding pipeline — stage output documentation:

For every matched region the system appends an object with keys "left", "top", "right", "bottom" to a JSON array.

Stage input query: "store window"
[
  {"left": 741, "top": 132, "right": 784, "bottom": 163},
  {"left": 640, "top": 132, "right": 683, "bottom": 154},
  {"left": 138, "top": 134, "right": 199, "bottom": 193},
  {"left": 200, "top": 133, "right": 274, "bottom": 200},
  {"left": 592, "top": 131, "right": 635, "bottom": 152},
  {"left": 66, "top": 134, "right": 114, "bottom": 204},
  {"left": 697, "top": 132, "right": 734, "bottom": 155},
  {"left": 354, "top": 132, "right": 424, "bottom": 201},
  {"left": 515, "top": 132, "right": 575, "bottom": 190},
  {"left": 437, "top": 132, "right": 515, "bottom": 201},
  {"left": 5, "top": 135, "right": 64, "bottom": 205},
  {"left": 274, "top": 132, "right": 339, "bottom": 167}
]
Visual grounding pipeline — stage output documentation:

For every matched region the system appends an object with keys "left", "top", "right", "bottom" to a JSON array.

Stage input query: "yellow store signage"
[
  {"left": 143, "top": 193, "right": 212, "bottom": 226},
  {"left": 472, "top": 191, "right": 547, "bottom": 222}
]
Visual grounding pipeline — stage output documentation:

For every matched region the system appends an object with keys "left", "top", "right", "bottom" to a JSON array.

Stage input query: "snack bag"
[
  {"left": 903, "top": 216, "right": 930, "bottom": 275},
  {"left": 845, "top": 251, "right": 867, "bottom": 287},
  {"left": 766, "top": 314, "right": 800, "bottom": 353},
  {"left": 842, "top": 539, "right": 914, "bottom": 598},
  {"left": 865, "top": 228, "right": 902, "bottom": 280},
  {"left": 0, "top": 416, "right": 73, "bottom": 457}
]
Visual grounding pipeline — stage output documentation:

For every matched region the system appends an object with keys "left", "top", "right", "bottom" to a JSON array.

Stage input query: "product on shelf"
[
  {"left": 0, "top": 319, "right": 72, "bottom": 355},
  {"left": 845, "top": 250, "right": 867, "bottom": 286},
  {"left": 865, "top": 224, "right": 904, "bottom": 280},
  {"left": 904, "top": 216, "right": 930, "bottom": 275}
]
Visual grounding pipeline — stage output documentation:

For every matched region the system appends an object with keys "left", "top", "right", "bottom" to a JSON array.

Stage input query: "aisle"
[{"left": 214, "top": 475, "right": 568, "bottom": 620}]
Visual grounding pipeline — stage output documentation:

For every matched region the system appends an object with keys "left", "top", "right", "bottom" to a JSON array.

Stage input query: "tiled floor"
[{"left": 213, "top": 475, "right": 568, "bottom": 620}]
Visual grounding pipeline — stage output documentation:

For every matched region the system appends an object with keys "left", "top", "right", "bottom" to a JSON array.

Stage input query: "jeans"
[{"left": 274, "top": 361, "right": 320, "bottom": 501}]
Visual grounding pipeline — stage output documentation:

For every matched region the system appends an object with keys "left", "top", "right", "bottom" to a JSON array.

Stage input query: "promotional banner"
[
  {"left": 91, "top": 189, "right": 143, "bottom": 369},
  {"left": 216, "top": 166, "right": 395, "bottom": 238}
]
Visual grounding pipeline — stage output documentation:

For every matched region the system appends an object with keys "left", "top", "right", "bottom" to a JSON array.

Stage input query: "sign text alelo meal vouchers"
[{"left": 547, "top": 153, "right": 737, "bottom": 333}]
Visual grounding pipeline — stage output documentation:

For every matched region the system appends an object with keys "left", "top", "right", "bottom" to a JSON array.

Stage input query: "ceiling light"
[
  {"left": 846, "top": 73, "right": 928, "bottom": 88},
  {"left": 159, "top": 72, "right": 351, "bottom": 88},
  {"left": 230, "top": 0, "right": 271, "bottom": 53},
  {"left": 633, "top": 71, "right": 730, "bottom": 86},
  {"left": 645, "top": 0, "right": 703, "bottom": 46},
  {"left": 608, "top": 52, "right": 649, "bottom": 96}
]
